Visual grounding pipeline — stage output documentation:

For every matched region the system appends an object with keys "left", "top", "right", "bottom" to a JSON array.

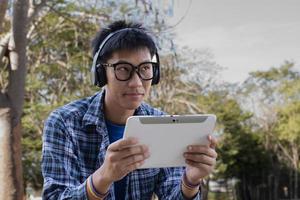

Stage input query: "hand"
[
  {"left": 99, "top": 137, "right": 150, "bottom": 184},
  {"left": 183, "top": 135, "right": 218, "bottom": 184}
]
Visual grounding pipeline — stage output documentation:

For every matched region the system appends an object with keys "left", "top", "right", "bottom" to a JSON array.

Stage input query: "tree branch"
[
  {"left": 27, "top": 0, "right": 47, "bottom": 25},
  {"left": 272, "top": 133, "right": 294, "bottom": 165},
  {"left": 0, "top": 0, "right": 8, "bottom": 32}
]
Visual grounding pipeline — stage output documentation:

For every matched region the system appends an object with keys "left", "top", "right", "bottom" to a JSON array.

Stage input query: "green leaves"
[{"left": 276, "top": 101, "right": 300, "bottom": 142}]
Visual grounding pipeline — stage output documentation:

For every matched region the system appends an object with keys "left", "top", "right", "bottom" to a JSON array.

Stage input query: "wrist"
[
  {"left": 87, "top": 175, "right": 109, "bottom": 199},
  {"left": 181, "top": 171, "right": 201, "bottom": 199},
  {"left": 93, "top": 167, "right": 113, "bottom": 194},
  {"left": 184, "top": 171, "right": 202, "bottom": 186}
]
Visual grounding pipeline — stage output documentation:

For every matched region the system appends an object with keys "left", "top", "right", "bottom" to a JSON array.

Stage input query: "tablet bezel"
[{"left": 123, "top": 114, "right": 216, "bottom": 168}]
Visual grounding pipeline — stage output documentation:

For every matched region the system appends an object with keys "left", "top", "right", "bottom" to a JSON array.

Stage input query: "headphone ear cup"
[
  {"left": 96, "top": 65, "right": 107, "bottom": 87},
  {"left": 151, "top": 52, "right": 160, "bottom": 85},
  {"left": 151, "top": 64, "right": 160, "bottom": 85}
]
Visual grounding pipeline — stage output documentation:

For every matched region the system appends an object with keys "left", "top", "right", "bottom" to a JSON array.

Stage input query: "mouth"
[{"left": 124, "top": 92, "right": 144, "bottom": 96}]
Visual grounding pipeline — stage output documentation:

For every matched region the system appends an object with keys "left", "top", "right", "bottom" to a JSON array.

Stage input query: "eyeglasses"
[{"left": 101, "top": 61, "right": 158, "bottom": 81}]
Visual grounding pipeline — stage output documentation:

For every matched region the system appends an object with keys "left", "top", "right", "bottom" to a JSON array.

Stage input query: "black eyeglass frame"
[{"left": 100, "top": 61, "right": 159, "bottom": 81}]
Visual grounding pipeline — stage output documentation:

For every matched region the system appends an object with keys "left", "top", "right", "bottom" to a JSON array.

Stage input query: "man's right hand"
[
  {"left": 101, "top": 137, "right": 150, "bottom": 182},
  {"left": 91, "top": 137, "right": 150, "bottom": 194}
]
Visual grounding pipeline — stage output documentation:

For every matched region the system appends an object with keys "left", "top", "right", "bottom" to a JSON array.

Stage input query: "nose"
[{"left": 127, "top": 70, "right": 143, "bottom": 87}]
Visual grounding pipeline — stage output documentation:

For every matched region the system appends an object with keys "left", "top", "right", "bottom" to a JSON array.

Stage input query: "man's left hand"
[{"left": 183, "top": 135, "right": 218, "bottom": 185}]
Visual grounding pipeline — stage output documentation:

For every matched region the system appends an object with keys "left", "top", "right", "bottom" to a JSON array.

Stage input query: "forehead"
[{"left": 108, "top": 47, "right": 151, "bottom": 62}]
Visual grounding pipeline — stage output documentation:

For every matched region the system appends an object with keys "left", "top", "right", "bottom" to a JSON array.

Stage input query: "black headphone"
[{"left": 91, "top": 28, "right": 160, "bottom": 87}]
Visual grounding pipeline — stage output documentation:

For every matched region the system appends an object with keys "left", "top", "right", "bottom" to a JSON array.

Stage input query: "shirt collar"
[
  {"left": 82, "top": 89, "right": 148, "bottom": 127},
  {"left": 82, "top": 90, "right": 105, "bottom": 127}
]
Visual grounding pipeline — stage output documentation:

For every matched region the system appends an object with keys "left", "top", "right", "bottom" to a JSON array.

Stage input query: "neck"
[{"left": 104, "top": 98, "right": 135, "bottom": 125}]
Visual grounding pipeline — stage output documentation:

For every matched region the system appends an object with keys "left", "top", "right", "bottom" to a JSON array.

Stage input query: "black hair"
[{"left": 91, "top": 20, "right": 157, "bottom": 63}]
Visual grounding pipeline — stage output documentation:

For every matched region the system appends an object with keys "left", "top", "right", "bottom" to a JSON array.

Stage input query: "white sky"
[{"left": 168, "top": 0, "right": 300, "bottom": 83}]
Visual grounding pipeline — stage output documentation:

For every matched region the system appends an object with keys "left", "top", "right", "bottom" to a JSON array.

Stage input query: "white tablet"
[{"left": 123, "top": 114, "right": 216, "bottom": 168}]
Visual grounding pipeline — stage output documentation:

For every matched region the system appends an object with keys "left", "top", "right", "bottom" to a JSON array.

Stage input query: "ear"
[{"left": 96, "top": 64, "right": 107, "bottom": 87}]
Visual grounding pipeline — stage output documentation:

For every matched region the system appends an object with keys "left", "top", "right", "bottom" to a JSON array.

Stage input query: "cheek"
[
  {"left": 106, "top": 75, "right": 118, "bottom": 93},
  {"left": 106, "top": 70, "right": 115, "bottom": 82},
  {"left": 106, "top": 74, "right": 127, "bottom": 94},
  {"left": 143, "top": 82, "right": 151, "bottom": 93},
  {"left": 106, "top": 71, "right": 118, "bottom": 87}
]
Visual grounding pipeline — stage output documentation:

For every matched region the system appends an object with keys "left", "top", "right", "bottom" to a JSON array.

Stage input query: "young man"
[{"left": 42, "top": 20, "right": 218, "bottom": 200}]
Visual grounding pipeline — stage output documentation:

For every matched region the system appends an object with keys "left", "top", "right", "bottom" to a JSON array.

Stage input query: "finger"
[
  {"left": 122, "top": 151, "right": 150, "bottom": 167},
  {"left": 107, "top": 145, "right": 149, "bottom": 162},
  {"left": 184, "top": 153, "right": 216, "bottom": 166},
  {"left": 208, "top": 135, "right": 218, "bottom": 149},
  {"left": 107, "top": 152, "right": 150, "bottom": 173},
  {"left": 185, "top": 159, "right": 213, "bottom": 172},
  {"left": 186, "top": 146, "right": 218, "bottom": 158},
  {"left": 109, "top": 137, "right": 138, "bottom": 151},
  {"left": 125, "top": 160, "right": 145, "bottom": 173},
  {"left": 119, "top": 145, "right": 149, "bottom": 159}
]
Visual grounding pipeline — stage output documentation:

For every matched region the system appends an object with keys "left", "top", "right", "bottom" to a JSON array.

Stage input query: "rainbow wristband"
[
  {"left": 88, "top": 175, "right": 109, "bottom": 199},
  {"left": 183, "top": 171, "right": 201, "bottom": 189}
]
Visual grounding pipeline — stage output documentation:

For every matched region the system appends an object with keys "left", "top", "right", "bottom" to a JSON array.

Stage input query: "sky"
[{"left": 167, "top": 0, "right": 300, "bottom": 83}]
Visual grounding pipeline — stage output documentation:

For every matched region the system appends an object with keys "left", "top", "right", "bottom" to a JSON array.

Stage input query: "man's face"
[{"left": 105, "top": 48, "right": 152, "bottom": 111}]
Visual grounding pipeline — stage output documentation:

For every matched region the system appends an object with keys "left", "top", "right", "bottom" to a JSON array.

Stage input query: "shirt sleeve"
[
  {"left": 154, "top": 167, "right": 201, "bottom": 200},
  {"left": 41, "top": 111, "right": 88, "bottom": 200}
]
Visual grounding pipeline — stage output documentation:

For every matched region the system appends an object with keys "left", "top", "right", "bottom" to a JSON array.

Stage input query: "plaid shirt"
[{"left": 42, "top": 90, "right": 200, "bottom": 200}]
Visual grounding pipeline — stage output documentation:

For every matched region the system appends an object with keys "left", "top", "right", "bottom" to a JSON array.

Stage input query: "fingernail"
[
  {"left": 188, "top": 146, "right": 192, "bottom": 151},
  {"left": 208, "top": 135, "right": 212, "bottom": 140}
]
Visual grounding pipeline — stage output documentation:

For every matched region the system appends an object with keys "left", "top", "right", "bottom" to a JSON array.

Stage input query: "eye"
[
  {"left": 115, "top": 64, "right": 131, "bottom": 72},
  {"left": 140, "top": 63, "right": 152, "bottom": 71}
]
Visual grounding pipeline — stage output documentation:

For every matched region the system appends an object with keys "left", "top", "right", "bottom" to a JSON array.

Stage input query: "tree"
[
  {"left": 195, "top": 89, "right": 276, "bottom": 200},
  {"left": 0, "top": 0, "right": 29, "bottom": 199},
  {"left": 276, "top": 100, "right": 300, "bottom": 199},
  {"left": 238, "top": 61, "right": 300, "bottom": 199},
  {"left": 0, "top": 0, "right": 48, "bottom": 199},
  {"left": 273, "top": 65, "right": 300, "bottom": 199}
]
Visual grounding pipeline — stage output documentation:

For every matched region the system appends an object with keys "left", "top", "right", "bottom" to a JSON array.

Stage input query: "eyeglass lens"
[{"left": 114, "top": 63, "right": 154, "bottom": 81}]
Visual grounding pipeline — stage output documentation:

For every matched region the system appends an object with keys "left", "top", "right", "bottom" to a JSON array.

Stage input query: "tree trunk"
[
  {"left": 292, "top": 144, "right": 299, "bottom": 199},
  {"left": 0, "top": 107, "right": 23, "bottom": 200},
  {"left": 294, "top": 169, "right": 298, "bottom": 199},
  {"left": 200, "top": 179, "right": 209, "bottom": 200},
  {"left": 0, "top": 0, "right": 29, "bottom": 199},
  {"left": 289, "top": 169, "right": 293, "bottom": 200}
]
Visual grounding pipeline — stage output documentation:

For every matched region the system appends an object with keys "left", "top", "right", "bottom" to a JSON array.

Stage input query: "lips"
[
  {"left": 123, "top": 91, "right": 145, "bottom": 98},
  {"left": 124, "top": 93, "right": 144, "bottom": 96}
]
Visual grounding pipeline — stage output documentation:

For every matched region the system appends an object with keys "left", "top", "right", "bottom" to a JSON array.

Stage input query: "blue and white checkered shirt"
[{"left": 42, "top": 90, "right": 200, "bottom": 199}]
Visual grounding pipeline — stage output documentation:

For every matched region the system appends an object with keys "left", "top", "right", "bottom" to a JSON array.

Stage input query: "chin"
[{"left": 124, "top": 102, "right": 142, "bottom": 110}]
